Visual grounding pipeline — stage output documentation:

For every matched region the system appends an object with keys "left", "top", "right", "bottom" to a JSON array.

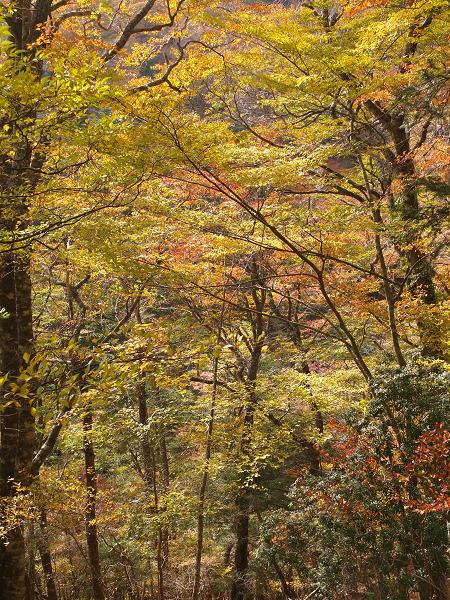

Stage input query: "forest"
[{"left": 0, "top": 0, "right": 449, "bottom": 599}]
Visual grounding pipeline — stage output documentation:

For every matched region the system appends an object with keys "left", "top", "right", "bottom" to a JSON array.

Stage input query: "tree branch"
[{"left": 102, "top": 0, "right": 158, "bottom": 63}]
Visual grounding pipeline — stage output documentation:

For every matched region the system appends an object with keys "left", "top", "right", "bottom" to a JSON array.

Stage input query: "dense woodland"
[{"left": 0, "top": 0, "right": 449, "bottom": 599}]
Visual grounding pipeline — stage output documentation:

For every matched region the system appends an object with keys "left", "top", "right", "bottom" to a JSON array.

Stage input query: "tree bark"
[
  {"left": 192, "top": 295, "right": 226, "bottom": 600},
  {"left": 231, "top": 262, "right": 265, "bottom": 600},
  {"left": 153, "top": 384, "right": 169, "bottom": 600},
  {"left": 37, "top": 511, "right": 58, "bottom": 600},
  {"left": 0, "top": 250, "right": 35, "bottom": 600},
  {"left": 0, "top": 2, "right": 49, "bottom": 595},
  {"left": 363, "top": 101, "right": 440, "bottom": 356},
  {"left": 231, "top": 492, "right": 251, "bottom": 600},
  {"left": 83, "top": 409, "right": 105, "bottom": 600},
  {"left": 137, "top": 382, "right": 155, "bottom": 493}
]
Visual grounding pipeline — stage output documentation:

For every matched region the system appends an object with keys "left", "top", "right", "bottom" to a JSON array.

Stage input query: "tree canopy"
[{"left": 0, "top": 1, "right": 449, "bottom": 599}]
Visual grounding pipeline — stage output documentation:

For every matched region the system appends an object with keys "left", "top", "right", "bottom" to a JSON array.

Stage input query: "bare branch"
[
  {"left": 102, "top": 0, "right": 159, "bottom": 63},
  {"left": 52, "top": 10, "right": 94, "bottom": 29},
  {"left": 131, "top": 40, "right": 197, "bottom": 92}
]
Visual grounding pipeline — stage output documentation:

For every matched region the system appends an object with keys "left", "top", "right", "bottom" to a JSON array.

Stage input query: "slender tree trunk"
[
  {"left": 156, "top": 386, "right": 170, "bottom": 597},
  {"left": 144, "top": 383, "right": 170, "bottom": 600},
  {"left": 192, "top": 296, "right": 226, "bottom": 600},
  {"left": 268, "top": 293, "right": 323, "bottom": 475},
  {"left": 356, "top": 156, "right": 406, "bottom": 367},
  {"left": 192, "top": 385, "right": 216, "bottom": 600},
  {"left": 148, "top": 445, "right": 165, "bottom": 600},
  {"left": 231, "top": 491, "right": 251, "bottom": 600},
  {"left": 373, "top": 231, "right": 406, "bottom": 367},
  {"left": 255, "top": 512, "right": 294, "bottom": 600},
  {"left": 158, "top": 428, "right": 170, "bottom": 492},
  {"left": 231, "top": 264, "right": 265, "bottom": 600},
  {"left": 37, "top": 511, "right": 58, "bottom": 600},
  {"left": 231, "top": 380, "right": 259, "bottom": 600},
  {"left": 231, "top": 386, "right": 258, "bottom": 600},
  {"left": 410, "top": 513, "right": 449, "bottom": 600},
  {"left": 83, "top": 409, "right": 105, "bottom": 600},
  {"left": 390, "top": 121, "right": 437, "bottom": 307},
  {"left": 156, "top": 459, "right": 169, "bottom": 600},
  {"left": 415, "top": 554, "right": 449, "bottom": 600},
  {"left": 364, "top": 102, "right": 440, "bottom": 356},
  {"left": 26, "top": 522, "right": 36, "bottom": 600},
  {"left": 156, "top": 529, "right": 166, "bottom": 600},
  {"left": 137, "top": 380, "right": 167, "bottom": 600},
  {"left": 137, "top": 382, "right": 154, "bottom": 493}
]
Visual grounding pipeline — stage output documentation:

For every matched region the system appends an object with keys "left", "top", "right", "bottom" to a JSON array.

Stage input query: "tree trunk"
[
  {"left": 192, "top": 294, "right": 225, "bottom": 600},
  {"left": 0, "top": 250, "right": 35, "bottom": 600},
  {"left": 137, "top": 381, "right": 168, "bottom": 600},
  {"left": 364, "top": 101, "right": 440, "bottom": 355},
  {"left": 158, "top": 429, "right": 170, "bottom": 492},
  {"left": 231, "top": 491, "right": 252, "bottom": 600},
  {"left": 231, "top": 263, "right": 265, "bottom": 600},
  {"left": 0, "top": 2, "right": 48, "bottom": 595},
  {"left": 157, "top": 387, "right": 170, "bottom": 592},
  {"left": 137, "top": 382, "right": 154, "bottom": 493},
  {"left": 83, "top": 409, "right": 105, "bottom": 600},
  {"left": 37, "top": 511, "right": 58, "bottom": 600},
  {"left": 157, "top": 437, "right": 169, "bottom": 600}
]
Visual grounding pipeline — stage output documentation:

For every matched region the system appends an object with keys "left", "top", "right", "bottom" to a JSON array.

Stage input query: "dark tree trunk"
[
  {"left": 37, "top": 511, "right": 58, "bottom": 600},
  {"left": 83, "top": 409, "right": 105, "bottom": 600},
  {"left": 364, "top": 100, "right": 440, "bottom": 356},
  {"left": 156, "top": 386, "right": 170, "bottom": 596},
  {"left": 231, "top": 385, "right": 258, "bottom": 600},
  {"left": 157, "top": 433, "right": 170, "bottom": 600},
  {"left": 231, "top": 262, "right": 265, "bottom": 600},
  {"left": 231, "top": 493, "right": 251, "bottom": 600},
  {"left": 389, "top": 121, "right": 438, "bottom": 313},
  {"left": 0, "top": 251, "right": 35, "bottom": 600},
  {"left": 0, "top": 1, "right": 49, "bottom": 595},
  {"left": 137, "top": 381, "right": 168, "bottom": 600},
  {"left": 192, "top": 321, "right": 222, "bottom": 600}
]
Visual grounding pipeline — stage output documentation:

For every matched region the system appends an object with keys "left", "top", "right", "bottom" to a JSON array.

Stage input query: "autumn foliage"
[{"left": 0, "top": 1, "right": 449, "bottom": 600}]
